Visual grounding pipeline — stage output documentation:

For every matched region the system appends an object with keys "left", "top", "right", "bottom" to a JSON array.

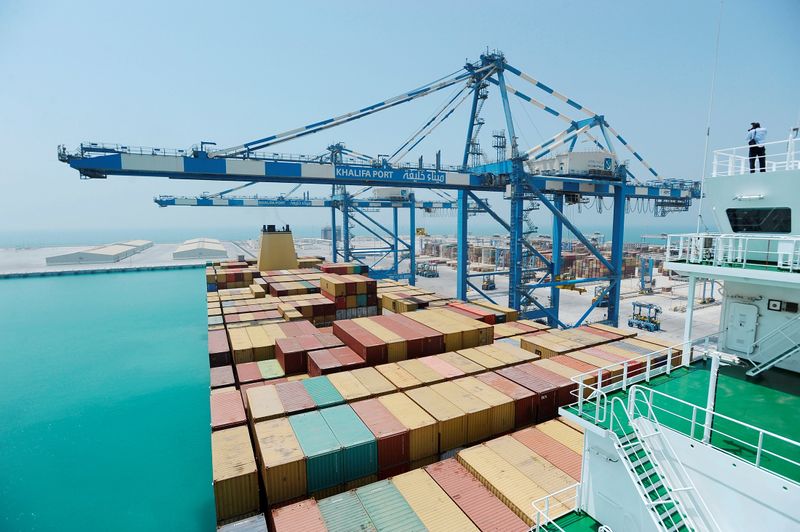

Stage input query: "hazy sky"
[{"left": 0, "top": 0, "right": 798, "bottom": 243}]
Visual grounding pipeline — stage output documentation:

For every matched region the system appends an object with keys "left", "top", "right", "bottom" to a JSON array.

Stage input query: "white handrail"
[
  {"left": 628, "top": 385, "right": 800, "bottom": 482},
  {"left": 712, "top": 135, "right": 800, "bottom": 177},
  {"left": 531, "top": 482, "right": 581, "bottom": 532},
  {"left": 569, "top": 331, "right": 724, "bottom": 425},
  {"left": 628, "top": 389, "right": 722, "bottom": 531}
]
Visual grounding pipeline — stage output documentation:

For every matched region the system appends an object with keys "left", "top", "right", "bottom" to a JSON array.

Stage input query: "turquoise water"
[{"left": 0, "top": 270, "right": 214, "bottom": 531}]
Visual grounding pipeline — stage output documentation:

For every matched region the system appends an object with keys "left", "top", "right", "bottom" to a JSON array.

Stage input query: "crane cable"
[{"left": 695, "top": 0, "right": 724, "bottom": 233}]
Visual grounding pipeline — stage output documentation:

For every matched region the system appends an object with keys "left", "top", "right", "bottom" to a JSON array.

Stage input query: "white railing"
[
  {"left": 627, "top": 392, "right": 722, "bottom": 531},
  {"left": 570, "top": 332, "right": 723, "bottom": 426},
  {"left": 531, "top": 482, "right": 581, "bottom": 531},
  {"left": 628, "top": 385, "right": 800, "bottom": 484},
  {"left": 712, "top": 135, "right": 800, "bottom": 177},
  {"left": 667, "top": 233, "right": 800, "bottom": 272}
]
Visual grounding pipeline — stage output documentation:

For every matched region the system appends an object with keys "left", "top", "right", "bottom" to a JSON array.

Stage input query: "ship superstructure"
[{"left": 543, "top": 134, "right": 800, "bottom": 531}]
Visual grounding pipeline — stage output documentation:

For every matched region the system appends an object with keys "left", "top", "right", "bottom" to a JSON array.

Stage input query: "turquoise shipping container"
[
  {"left": 288, "top": 411, "right": 343, "bottom": 492},
  {"left": 357, "top": 294, "right": 368, "bottom": 307},
  {"left": 302, "top": 376, "right": 345, "bottom": 408},
  {"left": 317, "top": 490, "right": 376, "bottom": 532},
  {"left": 356, "top": 480, "right": 426, "bottom": 532},
  {"left": 320, "top": 405, "right": 378, "bottom": 482}
]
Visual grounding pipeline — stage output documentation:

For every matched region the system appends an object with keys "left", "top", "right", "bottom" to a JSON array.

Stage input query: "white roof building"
[
  {"left": 45, "top": 240, "right": 154, "bottom": 266},
  {"left": 172, "top": 238, "right": 228, "bottom": 260}
]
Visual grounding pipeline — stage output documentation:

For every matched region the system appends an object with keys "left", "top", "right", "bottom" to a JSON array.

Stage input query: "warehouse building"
[
  {"left": 45, "top": 240, "right": 153, "bottom": 266},
  {"left": 173, "top": 238, "right": 228, "bottom": 260}
]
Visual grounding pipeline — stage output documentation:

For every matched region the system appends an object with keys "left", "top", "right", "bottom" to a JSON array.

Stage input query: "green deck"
[{"left": 566, "top": 362, "right": 800, "bottom": 483}]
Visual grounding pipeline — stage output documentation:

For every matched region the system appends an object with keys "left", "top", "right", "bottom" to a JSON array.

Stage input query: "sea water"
[{"left": 0, "top": 269, "right": 214, "bottom": 531}]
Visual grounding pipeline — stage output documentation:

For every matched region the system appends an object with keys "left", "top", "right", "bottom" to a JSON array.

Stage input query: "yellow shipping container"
[
  {"left": 245, "top": 325, "right": 275, "bottom": 360},
  {"left": 537, "top": 419, "right": 584, "bottom": 455},
  {"left": 228, "top": 328, "right": 254, "bottom": 364},
  {"left": 405, "top": 387, "right": 466, "bottom": 452},
  {"left": 378, "top": 392, "right": 438, "bottom": 461},
  {"left": 520, "top": 334, "right": 582, "bottom": 359},
  {"left": 484, "top": 436, "right": 575, "bottom": 509},
  {"left": 455, "top": 347, "right": 505, "bottom": 370},
  {"left": 430, "top": 381, "right": 492, "bottom": 444},
  {"left": 212, "top": 426, "right": 259, "bottom": 523},
  {"left": 351, "top": 367, "right": 396, "bottom": 396},
  {"left": 453, "top": 376, "right": 514, "bottom": 436},
  {"left": 356, "top": 318, "right": 407, "bottom": 362},
  {"left": 396, "top": 359, "right": 444, "bottom": 385},
  {"left": 254, "top": 418, "right": 306, "bottom": 504},
  {"left": 376, "top": 363, "right": 422, "bottom": 390},
  {"left": 457, "top": 444, "right": 547, "bottom": 526},
  {"left": 405, "top": 311, "right": 463, "bottom": 352},
  {"left": 327, "top": 371, "right": 371, "bottom": 402},
  {"left": 391, "top": 469, "right": 479, "bottom": 532},
  {"left": 436, "top": 352, "right": 484, "bottom": 375},
  {"left": 246, "top": 385, "right": 284, "bottom": 423}
]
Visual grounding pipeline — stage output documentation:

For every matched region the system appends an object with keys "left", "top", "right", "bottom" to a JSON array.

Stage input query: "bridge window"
[{"left": 726, "top": 207, "right": 791, "bottom": 233}]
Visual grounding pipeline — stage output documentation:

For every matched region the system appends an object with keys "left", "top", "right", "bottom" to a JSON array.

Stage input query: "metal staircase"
[
  {"left": 609, "top": 393, "right": 724, "bottom": 532},
  {"left": 744, "top": 314, "right": 800, "bottom": 377}
]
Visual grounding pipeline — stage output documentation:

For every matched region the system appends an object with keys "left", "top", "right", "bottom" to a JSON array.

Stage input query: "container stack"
[
  {"left": 206, "top": 256, "right": 671, "bottom": 528},
  {"left": 319, "top": 274, "right": 379, "bottom": 319},
  {"left": 206, "top": 260, "right": 262, "bottom": 292},
  {"left": 266, "top": 418, "right": 584, "bottom": 531}
]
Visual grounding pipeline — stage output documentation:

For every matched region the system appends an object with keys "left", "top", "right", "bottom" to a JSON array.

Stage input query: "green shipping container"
[
  {"left": 317, "top": 490, "right": 376, "bottom": 532},
  {"left": 321, "top": 405, "right": 378, "bottom": 482},
  {"left": 257, "top": 359, "right": 285, "bottom": 380},
  {"left": 289, "top": 410, "right": 343, "bottom": 492},
  {"left": 302, "top": 376, "right": 345, "bottom": 408},
  {"left": 356, "top": 480, "right": 426, "bottom": 532}
]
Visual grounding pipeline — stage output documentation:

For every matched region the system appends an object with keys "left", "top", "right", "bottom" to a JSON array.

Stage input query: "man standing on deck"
[{"left": 747, "top": 122, "right": 767, "bottom": 173}]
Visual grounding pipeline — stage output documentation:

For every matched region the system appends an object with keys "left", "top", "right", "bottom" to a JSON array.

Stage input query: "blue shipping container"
[
  {"left": 288, "top": 410, "right": 343, "bottom": 492},
  {"left": 317, "top": 490, "right": 376, "bottom": 532},
  {"left": 321, "top": 405, "right": 378, "bottom": 482},
  {"left": 302, "top": 376, "right": 345, "bottom": 408}
]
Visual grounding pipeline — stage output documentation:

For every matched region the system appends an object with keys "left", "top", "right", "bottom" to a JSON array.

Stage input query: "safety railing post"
[
  {"left": 756, "top": 432, "right": 764, "bottom": 467},
  {"left": 645, "top": 354, "right": 652, "bottom": 382},
  {"left": 578, "top": 377, "right": 584, "bottom": 417},
  {"left": 666, "top": 347, "right": 672, "bottom": 375},
  {"left": 595, "top": 370, "right": 602, "bottom": 422},
  {"left": 690, "top": 406, "right": 697, "bottom": 439},
  {"left": 622, "top": 362, "right": 629, "bottom": 392}
]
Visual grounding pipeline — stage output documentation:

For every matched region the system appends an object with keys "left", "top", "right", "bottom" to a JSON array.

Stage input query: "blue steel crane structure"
[
  {"left": 58, "top": 51, "right": 700, "bottom": 327},
  {"left": 153, "top": 189, "right": 487, "bottom": 283}
]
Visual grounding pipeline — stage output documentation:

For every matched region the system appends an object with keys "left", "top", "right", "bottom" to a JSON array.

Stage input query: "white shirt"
[{"left": 746, "top": 127, "right": 767, "bottom": 145}]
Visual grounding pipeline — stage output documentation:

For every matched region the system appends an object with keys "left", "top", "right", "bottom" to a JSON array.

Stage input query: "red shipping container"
[
  {"left": 297, "top": 333, "right": 344, "bottom": 351},
  {"left": 552, "top": 355, "right": 613, "bottom": 388},
  {"left": 377, "top": 462, "right": 410, "bottom": 480},
  {"left": 210, "top": 366, "right": 235, "bottom": 389},
  {"left": 307, "top": 349, "right": 342, "bottom": 376},
  {"left": 447, "top": 301, "right": 495, "bottom": 324},
  {"left": 351, "top": 398, "right": 410, "bottom": 470},
  {"left": 275, "top": 337, "right": 307, "bottom": 375},
  {"left": 333, "top": 320, "right": 387, "bottom": 365},
  {"left": 475, "top": 371, "right": 536, "bottom": 428},
  {"left": 210, "top": 390, "right": 246, "bottom": 431},
  {"left": 275, "top": 381, "right": 315, "bottom": 415},
  {"left": 496, "top": 366, "right": 557, "bottom": 423},
  {"left": 371, "top": 315, "right": 425, "bottom": 357},
  {"left": 208, "top": 329, "right": 231, "bottom": 367},
  {"left": 419, "top": 356, "right": 463, "bottom": 379},
  {"left": 329, "top": 346, "right": 366, "bottom": 372},
  {"left": 512, "top": 427, "right": 582, "bottom": 481},
  {"left": 520, "top": 363, "right": 575, "bottom": 409},
  {"left": 583, "top": 346, "right": 646, "bottom": 378},
  {"left": 383, "top": 314, "right": 445, "bottom": 355},
  {"left": 317, "top": 326, "right": 334, "bottom": 335},
  {"left": 426, "top": 459, "right": 529, "bottom": 532},
  {"left": 577, "top": 324, "right": 621, "bottom": 341},
  {"left": 270, "top": 499, "right": 327, "bottom": 532},
  {"left": 236, "top": 362, "right": 264, "bottom": 384}
]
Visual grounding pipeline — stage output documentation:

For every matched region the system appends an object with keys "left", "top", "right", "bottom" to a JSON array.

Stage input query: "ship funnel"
[{"left": 257, "top": 224, "right": 299, "bottom": 271}]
